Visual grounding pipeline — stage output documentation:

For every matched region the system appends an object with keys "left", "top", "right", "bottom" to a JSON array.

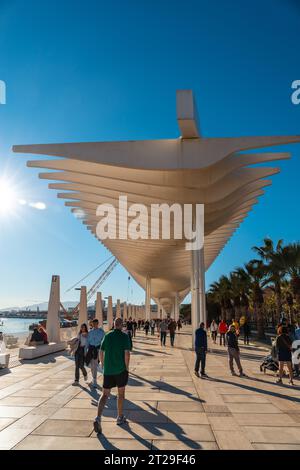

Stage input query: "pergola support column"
[
  {"left": 95, "top": 291, "right": 103, "bottom": 327},
  {"left": 47, "top": 275, "right": 61, "bottom": 343},
  {"left": 145, "top": 276, "right": 151, "bottom": 322},
  {"left": 190, "top": 242, "right": 206, "bottom": 349},
  {"left": 107, "top": 296, "right": 113, "bottom": 330},
  {"left": 78, "top": 286, "right": 88, "bottom": 330}
]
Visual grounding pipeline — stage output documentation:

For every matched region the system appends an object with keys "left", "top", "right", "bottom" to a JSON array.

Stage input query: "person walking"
[
  {"left": 210, "top": 320, "right": 218, "bottom": 344},
  {"left": 231, "top": 318, "right": 240, "bottom": 339},
  {"left": 150, "top": 319, "right": 156, "bottom": 336},
  {"left": 218, "top": 319, "right": 228, "bottom": 346},
  {"left": 177, "top": 319, "right": 182, "bottom": 331},
  {"left": 243, "top": 321, "right": 251, "bottom": 345},
  {"left": 226, "top": 325, "right": 246, "bottom": 377},
  {"left": 86, "top": 319, "right": 105, "bottom": 388},
  {"left": 168, "top": 318, "right": 177, "bottom": 347},
  {"left": 159, "top": 319, "right": 168, "bottom": 346},
  {"left": 194, "top": 322, "right": 208, "bottom": 378},
  {"left": 144, "top": 320, "right": 150, "bottom": 336},
  {"left": 132, "top": 319, "right": 137, "bottom": 338},
  {"left": 126, "top": 318, "right": 133, "bottom": 345},
  {"left": 93, "top": 318, "right": 131, "bottom": 434},
  {"left": 72, "top": 323, "right": 88, "bottom": 386},
  {"left": 276, "top": 326, "right": 294, "bottom": 385}
]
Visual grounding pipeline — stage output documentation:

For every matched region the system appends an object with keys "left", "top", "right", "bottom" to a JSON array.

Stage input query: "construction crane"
[
  {"left": 60, "top": 257, "right": 119, "bottom": 317},
  {"left": 87, "top": 258, "right": 118, "bottom": 302}
]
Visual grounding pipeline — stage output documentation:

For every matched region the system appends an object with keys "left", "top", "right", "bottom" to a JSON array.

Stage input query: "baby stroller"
[{"left": 260, "top": 337, "right": 279, "bottom": 373}]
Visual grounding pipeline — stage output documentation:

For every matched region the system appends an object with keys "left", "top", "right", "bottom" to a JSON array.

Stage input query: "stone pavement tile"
[
  {"left": 208, "top": 416, "right": 240, "bottom": 430},
  {"left": 30, "top": 383, "right": 67, "bottom": 391},
  {"left": 268, "top": 397, "right": 300, "bottom": 412},
  {"left": 234, "top": 413, "right": 298, "bottom": 426},
  {"left": 50, "top": 408, "right": 117, "bottom": 421},
  {"left": 0, "top": 417, "right": 16, "bottom": 431},
  {"left": 0, "top": 412, "right": 50, "bottom": 450},
  {"left": 32, "top": 419, "right": 93, "bottom": 437},
  {"left": 30, "top": 406, "right": 59, "bottom": 417},
  {"left": 203, "top": 405, "right": 230, "bottom": 413},
  {"left": 62, "top": 397, "right": 97, "bottom": 410},
  {"left": 126, "top": 392, "right": 199, "bottom": 402},
  {"left": 160, "top": 372, "right": 190, "bottom": 377},
  {"left": 11, "top": 389, "right": 57, "bottom": 398},
  {"left": 214, "top": 430, "right": 254, "bottom": 450},
  {"left": 0, "top": 396, "right": 48, "bottom": 407},
  {"left": 157, "top": 379, "right": 194, "bottom": 385},
  {"left": 157, "top": 385, "right": 197, "bottom": 394},
  {"left": 167, "top": 412, "right": 209, "bottom": 425},
  {"left": 0, "top": 426, "right": 38, "bottom": 450},
  {"left": 287, "top": 412, "right": 300, "bottom": 423},
  {"left": 226, "top": 403, "right": 282, "bottom": 414},
  {"left": 65, "top": 398, "right": 158, "bottom": 411},
  {"left": 243, "top": 426, "right": 300, "bottom": 444},
  {"left": 0, "top": 405, "right": 34, "bottom": 418},
  {"left": 123, "top": 392, "right": 163, "bottom": 401},
  {"left": 216, "top": 387, "right": 256, "bottom": 395},
  {"left": 151, "top": 440, "right": 218, "bottom": 450},
  {"left": 158, "top": 401, "right": 204, "bottom": 412},
  {"left": 253, "top": 443, "right": 300, "bottom": 450},
  {"left": 222, "top": 394, "right": 270, "bottom": 404},
  {"left": 14, "top": 435, "right": 150, "bottom": 450},
  {"left": 91, "top": 422, "right": 215, "bottom": 442},
  {"left": 128, "top": 410, "right": 168, "bottom": 423}
]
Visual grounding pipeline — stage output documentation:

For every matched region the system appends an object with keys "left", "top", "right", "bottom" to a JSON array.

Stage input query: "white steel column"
[
  {"left": 95, "top": 292, "right": 103, "bottom": 327},
  {"left": 47, "top": 275, "right": 61, "bottom": 343},
  {"left": 78, "top": 286, "right": 88, "bottom": 330},
  {"left": 190, "top": 204, "right": 206, "bottom": 349},
  {"left": 174, "top": 294, "right": 180, "bottom": 322},
  {"left": 116, "top": 299, "right": 121, "bottom": 317},
  {"left": 107, "top": 296, "right": 113, "bottom": 330},
  {"left": 123, "top": 302, "right": 127, "bottom": 320},
  {"left": 145, "top": 276, "right": 151, "bottom": 322}
]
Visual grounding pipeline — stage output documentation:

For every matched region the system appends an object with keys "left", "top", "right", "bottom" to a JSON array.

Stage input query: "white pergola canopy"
[{"left": 13, "top": 90, "right": 300, "bottom": 314}]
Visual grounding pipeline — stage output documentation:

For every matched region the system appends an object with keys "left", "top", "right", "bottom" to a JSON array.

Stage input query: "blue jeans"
[{"left": 195, "top": 347, "right": 206, "bottom": 374}]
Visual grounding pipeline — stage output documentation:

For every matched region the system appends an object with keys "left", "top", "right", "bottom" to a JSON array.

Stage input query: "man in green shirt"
[{"left": 94, "top": 317, "right": 131, "bottom": 434}]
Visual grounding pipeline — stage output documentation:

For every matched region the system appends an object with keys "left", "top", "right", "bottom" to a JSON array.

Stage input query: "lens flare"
[{"left": 0, "top": 179, "right": 17, "bottom": 215}]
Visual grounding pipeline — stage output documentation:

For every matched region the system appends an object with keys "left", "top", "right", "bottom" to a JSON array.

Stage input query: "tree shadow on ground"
[{"left": 208, "top": 376, "right": 300, "bottom": 402}]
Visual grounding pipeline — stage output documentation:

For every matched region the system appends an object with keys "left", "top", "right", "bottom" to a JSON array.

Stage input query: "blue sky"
[{"left": 0, "top": 0, "right": 300, "bottom": 309}]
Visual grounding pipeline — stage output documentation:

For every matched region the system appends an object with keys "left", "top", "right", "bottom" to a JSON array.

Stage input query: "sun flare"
[{"left": 0, "top": 179, "right": 17, "bottom": 215}]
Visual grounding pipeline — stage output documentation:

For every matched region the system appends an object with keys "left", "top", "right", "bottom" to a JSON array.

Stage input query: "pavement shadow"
[
  {"left": 96, "top": 397, "right": 202, "bottom": 450},
  {"left": 209, "top": 376, "right": 300, "bottom": 403},
  {"left": 131, "top": 372, "right": 204, "bottom": 403}
]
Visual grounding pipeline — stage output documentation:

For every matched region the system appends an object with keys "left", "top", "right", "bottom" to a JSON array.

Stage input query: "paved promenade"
[{"left": 0, "top": 327, "right": 300, "bottom": 450}]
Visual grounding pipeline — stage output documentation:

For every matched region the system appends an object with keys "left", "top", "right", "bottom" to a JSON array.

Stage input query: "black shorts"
[{"left": 103, "top": 370, "right": 129, "bottom": 389}]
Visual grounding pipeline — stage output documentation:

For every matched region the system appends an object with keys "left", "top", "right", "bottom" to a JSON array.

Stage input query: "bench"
[
  {"left": 5, "top": 336, "right": 19, "bottom": 349},
  {"left": 0, "top": 353, "right": 10, "bottom": 369},
  {"left": 18, "top": 341, "right": 67, "bottom": 360}
]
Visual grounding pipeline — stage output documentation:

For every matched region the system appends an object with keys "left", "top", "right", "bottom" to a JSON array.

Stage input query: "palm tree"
[
  {"left": 209, "top": 275, "right": 233, "bottom": 321},
  {"left": 232, "top": 267, "right": 250, "bottom": 318},
  {"left": 242, "top": 260, "right": 267, "bottom": 339},
  {"left": 272, "top": 242, "right": 300, "bottom": 318},
  {"left": 253, "top": 238, "right": 285, "bottom": 321}
]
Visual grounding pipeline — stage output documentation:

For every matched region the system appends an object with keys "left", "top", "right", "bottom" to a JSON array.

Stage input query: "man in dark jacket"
[
  {"left": 194, "top": 322, "right": 208, "bottom": 378},
  {"left": 226, "top": 325, "right": 246, "bottom": 377}
]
